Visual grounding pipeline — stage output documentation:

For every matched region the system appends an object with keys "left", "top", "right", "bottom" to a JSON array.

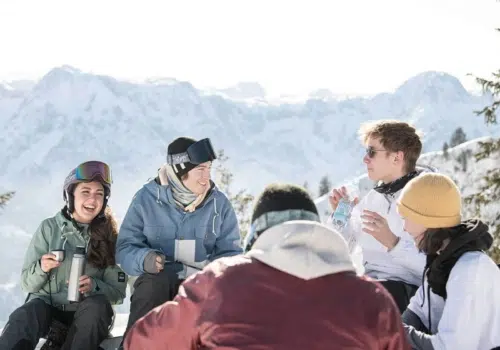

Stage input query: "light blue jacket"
[{"left": 116, "top": 179, "right": 242, "bottom": 278}]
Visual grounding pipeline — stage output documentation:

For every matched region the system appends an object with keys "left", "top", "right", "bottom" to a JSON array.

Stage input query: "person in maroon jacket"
[{"left": 124, "top": 183, "right": 410, "bottom": 350}]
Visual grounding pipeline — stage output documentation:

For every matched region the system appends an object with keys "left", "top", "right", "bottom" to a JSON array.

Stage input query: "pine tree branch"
[
  {"left": 214, "top": 149, "right": 255, "bottom": 240},
  {"left": 0, "top": 191, "right": 15, "bottom": 209},
  {"left": 468, "top": 66, "right": 500, "bottom": 125},
  {"left": 474, "top": 139, "right": 500, "bottom": 160},
  {"left": 467, "top": 34, "right": 500, "bottom": 261}
]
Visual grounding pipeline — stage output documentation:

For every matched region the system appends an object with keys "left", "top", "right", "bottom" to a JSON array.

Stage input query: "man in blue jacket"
[{"left": 116, "top": 136, "right": 242, "bottom": 345}]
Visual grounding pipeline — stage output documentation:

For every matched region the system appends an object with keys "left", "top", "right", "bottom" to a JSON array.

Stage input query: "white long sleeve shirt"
[{"left": 328, "top": 188, "right": 426, "bottom": 286}]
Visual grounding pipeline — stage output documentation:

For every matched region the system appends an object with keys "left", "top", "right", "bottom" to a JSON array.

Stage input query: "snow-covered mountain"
[
  {"left": 1, "top": 65, "right": 499, "bottom": 328},
  {"left": 1, "top": 66, "right": 498, "bottom": 207},
  {"left": 1, "top": 65, "right": 499, "bottom": 242},
  {"left": 217, "top": 82, "right": 267, "bottom": 100}
]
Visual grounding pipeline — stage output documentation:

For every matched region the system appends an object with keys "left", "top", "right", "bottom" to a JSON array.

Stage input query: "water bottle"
[
  {"left": 331, "top": 198, "right": 365, "bottom": 274},
  {"left": 67, "top": 246, "right": 86, "bottom": 302},
  {"left": 331, "top": 198, "right": 355, "bottom": 232}
]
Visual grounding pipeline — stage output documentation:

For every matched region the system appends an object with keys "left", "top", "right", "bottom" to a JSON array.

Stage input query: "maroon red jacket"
[{"left": 125, "top": 221, "right": 410, "bottom": 350}]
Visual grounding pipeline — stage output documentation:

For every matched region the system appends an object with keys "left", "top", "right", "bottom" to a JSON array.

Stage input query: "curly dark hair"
[{"left": 87, "top": 206, "right": 118, "bottom": 269}]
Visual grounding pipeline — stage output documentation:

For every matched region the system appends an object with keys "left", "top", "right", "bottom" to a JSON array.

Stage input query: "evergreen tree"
[
  {"left": 318, "top": 175, "right": 331, "bottom": 197},
  {"left": 449, "top": 127, "right": 467, "bottom": 147},
  {"left": 214, "top": 149, "right": 254, "bottom": 241},
  {"left": 465, "top": 30, "right": 500, "bottom": 262},
  {"left": 442, "top": 142, "right": 449, "bottom": 159},
  {"left": 456, "top": 151, "right": 469, "bottom": 172},
  {"left": 0, "top": 191, "right": 14, "bottom": 210}
]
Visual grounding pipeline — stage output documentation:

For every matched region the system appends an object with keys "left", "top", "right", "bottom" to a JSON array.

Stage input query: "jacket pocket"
[
  {"left": 195, "top": 224, "right": 210, "bottom": 239},
  {"left": 144, "top": 225, "right": 175, "bottom": 258},
  {"left": 144, "top": 225, "right": 175, "bottom": 240},
  {"left": 196, "top": 224, "right": 216, "bottom": 255}
]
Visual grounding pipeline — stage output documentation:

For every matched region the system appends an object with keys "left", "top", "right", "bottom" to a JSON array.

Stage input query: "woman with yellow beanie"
[{"left": 396, "top": 172, "right": 500, "bottom": 350}]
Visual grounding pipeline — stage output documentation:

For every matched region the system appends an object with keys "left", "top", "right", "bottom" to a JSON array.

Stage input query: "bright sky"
[{"left": 0, "top": 0, "right": 499, "bottom": 96}]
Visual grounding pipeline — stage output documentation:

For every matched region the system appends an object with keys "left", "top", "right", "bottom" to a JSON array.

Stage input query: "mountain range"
[
  {"left": 0, "top": 65, "right": 499, "bottom": 328},
  {"left": 1, "top": 65, "right": 499, "bottom": 231}
]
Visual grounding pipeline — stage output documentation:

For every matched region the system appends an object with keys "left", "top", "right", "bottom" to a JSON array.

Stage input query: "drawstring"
[
  {"left": 43, "top": 220, "right": 90, "bottom": 309},
  {"left": 211, "top": 198, "right": 219, "bottom": 237},
  {"left": 61, "top": 237, "right": 68, "bottom": 250},
  {"left": 60, "top": 222, "right": 68, "bottom": 250},
  {"left": 156, "top": 187, "right": 163, "bottom": 206},
  {"left": 48, "top": 271, "right": 53, "bottom": 307},
  {"left": 427, "top": 284, "right": 432, "bottom": 332},
  {"left": 48, "top": 222, "right": 69, "bottom": 307},
  {"left": 419, "top": 268, "right": 427, "bottom": 307},
  {"left": 419, "top": 267, "right": 433, "bottom": 333},
  {"left": 157, "top": 184, "right": 219, "bottom": 237}
]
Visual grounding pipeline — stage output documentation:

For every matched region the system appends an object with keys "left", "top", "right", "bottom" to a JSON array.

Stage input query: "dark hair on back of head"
[{"left": 251, "top": 183, "right": 318, "bottom": 223}]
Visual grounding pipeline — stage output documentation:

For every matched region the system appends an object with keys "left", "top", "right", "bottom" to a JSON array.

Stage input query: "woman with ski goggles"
[{"left": 0, "top": 160, "right": 127, "bottom": 350}]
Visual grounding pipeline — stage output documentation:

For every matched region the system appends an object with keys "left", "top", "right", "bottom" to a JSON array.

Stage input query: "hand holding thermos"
[
  {"left": 40, "top": 253, "right": 61, "bottom": 273},
  {"left": 42, "top": 247, "right": 93, "bottom": 299}
]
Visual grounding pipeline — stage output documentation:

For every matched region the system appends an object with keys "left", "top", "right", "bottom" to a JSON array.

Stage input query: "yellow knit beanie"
[{"left": 397, "top": 173, "right": 462, "bottom": 228}]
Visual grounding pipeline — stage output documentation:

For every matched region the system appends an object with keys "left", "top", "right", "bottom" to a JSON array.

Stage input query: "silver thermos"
[{"left": 67, "top": 246, "right": 86, "bottom": 302}]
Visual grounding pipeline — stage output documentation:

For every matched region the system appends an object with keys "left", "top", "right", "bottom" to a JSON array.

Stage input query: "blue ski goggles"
[{"left": 167, "top": 138, "right": 217, "bottom": 165}]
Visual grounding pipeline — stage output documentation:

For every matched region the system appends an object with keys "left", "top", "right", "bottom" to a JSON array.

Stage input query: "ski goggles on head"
[
  {"left": 75, "top": 161, "right": 113, "bottom": 184},
  {"left": 167, "top": 138, "right": 217, "bottom": 165}
]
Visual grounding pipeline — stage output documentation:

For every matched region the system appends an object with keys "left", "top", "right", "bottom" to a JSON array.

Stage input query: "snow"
[
  {"left": 6, "top": 129, "right": 65, "bottom": 174},
  {"left": 0, "top": 65, "right": 499, "bottom": 338},
  {"left": 1, "top": 66, "right": 499, "bottom": 201}
]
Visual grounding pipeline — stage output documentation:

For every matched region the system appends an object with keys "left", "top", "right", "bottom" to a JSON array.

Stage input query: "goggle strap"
[
  {"left": 252, "top": 209, "right": 320, "bottom": 234},
  {"left": 167, "top": 152, "right": 190, "bottom": 165}
]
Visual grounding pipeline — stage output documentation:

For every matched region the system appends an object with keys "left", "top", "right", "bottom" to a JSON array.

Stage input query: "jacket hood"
[{"left": 247, "top": 221, "right": 357, "bottom": 280}]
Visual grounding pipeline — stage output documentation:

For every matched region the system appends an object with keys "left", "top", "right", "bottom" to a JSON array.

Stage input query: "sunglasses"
[
  {"left": 75, "top": 161, "right": 112, "bottom": 184},
  {"left": 366, "top": 146, "right": 387, "bottom": 158}
]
